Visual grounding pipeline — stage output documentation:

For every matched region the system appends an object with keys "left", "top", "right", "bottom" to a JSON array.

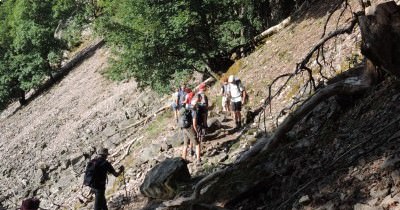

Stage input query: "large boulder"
[{"left": 140, "top": 157, "right": 191, "bottom": 200}]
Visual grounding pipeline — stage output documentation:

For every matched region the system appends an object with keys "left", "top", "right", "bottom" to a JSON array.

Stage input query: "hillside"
[{"left": 2, "top": 0, "right": 400, "bottom": 210}]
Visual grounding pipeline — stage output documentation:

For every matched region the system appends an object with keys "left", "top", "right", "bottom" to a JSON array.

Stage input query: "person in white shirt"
[
  {"left": 227, "top": 75, "right": 246, "bottom": 128},
  {"left": 220, "top": 78, "right": 230, "bottom": 113},
  {"left": 171, "top": 87, "right": 179, "bottom": 123}
]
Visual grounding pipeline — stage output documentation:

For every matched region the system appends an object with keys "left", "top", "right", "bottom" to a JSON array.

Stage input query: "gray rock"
[
  {"left": 140, "top": 144, "right": 162, "bottom": 162},
  {"left": 140, "top": 157, "right": 191, "bottom": 200},
  {"left": 354, "top": 203, "right": 382, "bottom": 210},
  {"left": 299, "top": 195, "right": 311, "bottom": 204},
  {"left": 380, "top": 192, "right": 400, "bottom": 208},
  {"left": 207, "top": 118, "right": 222, "bottom": 133},
  {"left": 102, "top": 125, "right": 118, "bottom": 137},
  {"left": 369, "top": 186, "right": 389, "bottom": 200},
  {"left": 68, "top": 152, "right": 84, "bottom": 166},
  {"left": 160, "top": 142, "right": 171, "bottom": 152},
  {"left": 168, "top": 131, "right": 183, "bottom": 148},
  {"left": 315, "top": 201, "right": 335, "bottom": 210}
]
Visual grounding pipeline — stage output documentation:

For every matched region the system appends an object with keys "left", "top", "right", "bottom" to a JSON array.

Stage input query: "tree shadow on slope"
[{"left": 222, "top": 78, "right": 400, "bottom": 209}]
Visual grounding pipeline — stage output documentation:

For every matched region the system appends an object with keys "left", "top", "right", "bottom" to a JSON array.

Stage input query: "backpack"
[
  {"left": 179, "top": 109, "right": 193, "bottom": 128},
  {"left": 83, "top": 158, "right": 104, "bottom": 188},
  {"left": 20, "top": 198, "right": 40, "bottom": 210},
  {"left": 236, "top": 79, "right": 249, "bottom": 104}
]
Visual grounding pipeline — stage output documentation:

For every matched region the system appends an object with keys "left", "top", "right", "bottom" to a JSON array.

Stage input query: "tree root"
[{"left": 239, "top": 76, "right": 370, "bottom": 163}]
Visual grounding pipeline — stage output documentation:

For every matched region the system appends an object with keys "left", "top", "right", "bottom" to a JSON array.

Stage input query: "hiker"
[
  {"left": 179, "top": 107, "right": 201, "bottom": 163},
  {"left": 194, "top": 83, "right": 209, "bottom": 142},
  {"left": 183, "top": 87, "right": 194, "bottom": 109},
  {"left": 89, "top": 147, "right": 124, "bottom": 210},
  {"left": 171, "top": 87, "right": 180, "bottom": 123},
  {"left": 180, "top": 87, "right": 201, "bottom": 162},
  {"left": 177, "top": 83, "right": 187, "bottom": 109},
  {"left": 227, "top": 75, "right": 246, "bottom": 128},
  {"left": 20, "top": 198, "right": 40, "bottom": 210},
  {"left": 220, "top": 78, "right": 230, "bottom": 113}
]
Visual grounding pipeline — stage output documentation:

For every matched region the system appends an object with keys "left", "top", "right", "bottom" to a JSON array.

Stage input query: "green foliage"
[
  {"left": 95, "top": 0, "right": 273, "bottom": 93},
  {"left": 0, "top": 0, "right": 94, "bottom": 110}
]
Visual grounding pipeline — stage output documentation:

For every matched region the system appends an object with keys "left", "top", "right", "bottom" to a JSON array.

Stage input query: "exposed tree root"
[{"left": 239, "top": 76, "right": 369, "bottom": 163}]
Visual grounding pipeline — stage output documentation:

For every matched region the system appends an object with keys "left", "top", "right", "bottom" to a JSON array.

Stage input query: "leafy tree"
[
  {"left": 0, "top": 0, "right": 77, "bottom": 109},
  {"left": 95, "top": 0, "right": 299, "bottom": 92}
]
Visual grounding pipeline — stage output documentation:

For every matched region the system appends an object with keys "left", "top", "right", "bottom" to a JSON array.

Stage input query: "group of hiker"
[
  {"left": 172, "top": 82, "right": 209, "bottom": 163},
  {"left": 172, "top": 74, "right": 246, "bottom": 163},
  {"left": 18, "top": 75, "right": 247, "bottom": 210}
]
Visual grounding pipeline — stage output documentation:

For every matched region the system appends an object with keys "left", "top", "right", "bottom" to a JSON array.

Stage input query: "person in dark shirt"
[{"left": 92, "top": 147, "right": 124, "bottom": 210}]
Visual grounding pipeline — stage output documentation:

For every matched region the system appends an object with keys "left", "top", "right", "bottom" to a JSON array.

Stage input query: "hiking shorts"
[
  {"left": 171, "top": 102, "right": 178, "bottom": 110},
  {"left": 231, "top": 101, "right": 242, "bottom": 112},
  {"left": 182, "top": 127, "right": 199, "bottom": 146},
  {"left": 172, "top": 102, "right": 184, "bottom": 111}
]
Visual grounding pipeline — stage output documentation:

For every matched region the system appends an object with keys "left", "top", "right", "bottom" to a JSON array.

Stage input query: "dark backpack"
[
  {"left": 20, "top": 198, "right": 40, "bottom": 210},
  {"left": 179, "top": 109, "right": 193, "bottom": 128},
  {"left": 83, "top": 158, "right": 104, "bottom": 188}
]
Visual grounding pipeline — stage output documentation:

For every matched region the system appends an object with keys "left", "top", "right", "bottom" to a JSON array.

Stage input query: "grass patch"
[
  {"left": 277, "top": 50, "right": 288, "bottom": 61},
  {"left": 224, "top": 60, "right": 242, "bottom": 78},
  {"left": 229, "top": 140, "right": 241, "bottom": 152},
  {"left": 285, "top": 80, "right": 302, "bottom": 100},
  {"left": 214, "top": 95, "right": 222, "bottom": 111},
  {"left": 202, "top": 162, "right": 220, "bottom": 174},
  {"left": 145, "top": 110, "right": 173, "bottom": 139}
]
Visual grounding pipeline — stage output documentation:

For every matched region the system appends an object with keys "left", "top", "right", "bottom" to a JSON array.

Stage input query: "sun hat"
[
  {"left": 199, "top": 83, "right": 206, "bottom": 90},
  {"left": 228, "top": 75, "right": 235, "bottom": 83}
]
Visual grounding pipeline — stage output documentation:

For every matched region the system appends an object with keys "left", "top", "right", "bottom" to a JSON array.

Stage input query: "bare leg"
[{"left": 196, "top": 144, "right": 201, "bottom": 162}]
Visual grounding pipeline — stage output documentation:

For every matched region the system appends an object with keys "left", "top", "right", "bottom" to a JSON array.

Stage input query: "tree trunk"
[{"left": 359, "top": 1, "right": 400, "bottom": 76}]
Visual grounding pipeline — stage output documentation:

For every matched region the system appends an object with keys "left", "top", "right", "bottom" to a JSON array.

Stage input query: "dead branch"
[
  {"left": 239, "top": 76, "right": 370, "bottom": 163},
  {"left": 253, "top": 17, "right": 292, "bottom": 43},
  {"left": 110, "top": 136, "right": 143, "bottom": 157},
  {"left": 297, "top": 12, "right": 361, "bottom": 72},
  {"left": 120, "top": 105, "right": 170, "bottom": 131},
  {"left": 277, "top": 118, "right": 400, "bottom": 209},
  {"left": 113, "top": 136, "right": 144, "bottom": 164},
  {"left": 321, "top": 1, "right": 344, "bottom": 37}
]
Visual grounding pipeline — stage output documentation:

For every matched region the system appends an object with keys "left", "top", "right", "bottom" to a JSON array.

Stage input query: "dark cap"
[{"left": 97, "top": 147, "right": 109, "bottom": 156}]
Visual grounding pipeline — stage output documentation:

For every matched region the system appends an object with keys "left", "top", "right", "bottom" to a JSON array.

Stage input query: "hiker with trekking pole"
[{"left": 83, "top": 147, "right": 125, "bottom": 210}]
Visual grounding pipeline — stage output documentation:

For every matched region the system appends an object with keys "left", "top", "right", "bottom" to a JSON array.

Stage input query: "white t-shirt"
[
  {"left": 228, "top": 83, "right": 244, "bottom": 102},
  {"left": 171, "top": 91, "right": 178, "bottom": 104}
]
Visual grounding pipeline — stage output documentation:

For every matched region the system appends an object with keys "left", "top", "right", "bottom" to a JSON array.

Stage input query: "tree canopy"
[
  {"left": 96, "top": 0, "right": 300, "bottom": 92},
  {"left": 0, "top": 0, "right": 94, "bottom": 109},
  {"left": 0, "top": 0, "right": 301, "bottom": 109}
]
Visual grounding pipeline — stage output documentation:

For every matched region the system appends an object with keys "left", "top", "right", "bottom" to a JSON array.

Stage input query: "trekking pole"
[{"left": 122, "top": 171, "right": 128, "bottom": 200}]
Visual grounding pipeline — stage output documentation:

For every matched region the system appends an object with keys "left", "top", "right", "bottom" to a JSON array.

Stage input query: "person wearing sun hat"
[
  {"left": 227, "top": 75, "right": 246, "bottom": 129},
  {"left": 196, "top": 83, "right": 208, "bottom": 142}
]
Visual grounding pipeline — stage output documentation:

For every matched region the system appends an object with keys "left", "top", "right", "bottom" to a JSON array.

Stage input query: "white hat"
[{"left": 228, "top": 75, "right": 234, "bottom": 83}]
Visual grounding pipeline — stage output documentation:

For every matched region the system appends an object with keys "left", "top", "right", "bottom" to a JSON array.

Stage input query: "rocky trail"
[{"left": 3, "top": 0, "right": 400, "bottom": 209}]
